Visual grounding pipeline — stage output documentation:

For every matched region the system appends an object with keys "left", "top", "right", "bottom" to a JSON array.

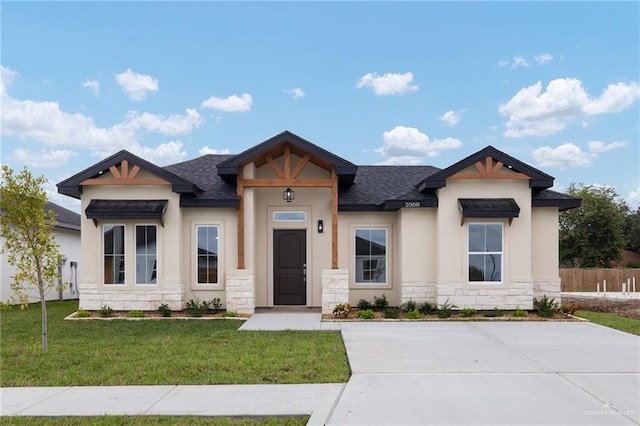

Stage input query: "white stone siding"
[
  {"left": 401, "top": 281, "right": 437, "bottom": 305},
  {"left": 321, "top": 269, "right": 349, "bottom": 315},
  {"left": 226, "top": 269, "right": 255, "bottom": 315},
  {"left": 78, "top": 288, "right": 184, "bottom": 311},
  {"left": 436, "top": 281, "right": 533, "bottom": 310},
  {"left": 533, "top": 279, "right": 562, "bottom": 304}
]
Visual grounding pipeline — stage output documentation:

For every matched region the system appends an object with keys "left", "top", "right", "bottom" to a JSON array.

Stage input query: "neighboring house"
[
  {"left": 57, "top": 131, "right": 580, "bottom": 314},
  {"left": 0, "top": 202, "right": 81, "bottom": 304}
]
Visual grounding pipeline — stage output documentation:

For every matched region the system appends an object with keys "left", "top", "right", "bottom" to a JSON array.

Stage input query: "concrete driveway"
[{"left": 328, "top": 321, "right": 640, "bottom": 425}]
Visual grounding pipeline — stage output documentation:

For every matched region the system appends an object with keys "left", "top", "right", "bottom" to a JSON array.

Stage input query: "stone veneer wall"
[
  {"left": 533, "top": 279, "right": 561, "bottom": 302},
  {"left": 401, "top": 281, "right": 437, "bottom": 305},
  {"left": 436, "top": 282, "right": 533, "bottom": 310},
  {"left": 321, "top": 269, "right": 349, "bottom": 315},
  {"left": 226, "top": 269, "right": 255, "bottom": 315},
  {"left": 78, "top": 288, "right": 184, "bottom": 311}
]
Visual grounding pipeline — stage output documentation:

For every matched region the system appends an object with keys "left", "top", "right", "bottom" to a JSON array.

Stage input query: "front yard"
[{"left": 0, "top": 300, "right": 350, "bottom": 387}]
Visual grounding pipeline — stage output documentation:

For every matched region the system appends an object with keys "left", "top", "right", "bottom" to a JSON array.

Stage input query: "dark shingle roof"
[
  {"left": 45, "top": 202, "right": 81, "bottom": 231},
  {"left": 532, "top": 189, "right": 581, "bottom": 210},
  {"left": 85, "top": 200, "right": 168, "bottom": 220},
  {"left": 458, "top": 198, "right": 520, "bottom": 218}
]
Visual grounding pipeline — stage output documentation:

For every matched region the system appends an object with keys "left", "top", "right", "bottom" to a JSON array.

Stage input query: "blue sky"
[{"left": 1, "top": 1, "right": 639, "bottom": 212}]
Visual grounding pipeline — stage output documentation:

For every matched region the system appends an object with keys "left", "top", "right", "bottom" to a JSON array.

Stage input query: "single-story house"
[
  {"left": 57, "top": 131, "right": 580, "bottom": 314},
  {"left": 1, "top": 202, "right": 81, "bottom": 304}
]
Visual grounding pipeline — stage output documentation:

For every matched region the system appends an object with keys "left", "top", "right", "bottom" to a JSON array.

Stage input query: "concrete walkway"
[{"left": 2, "top": 313, "right": 640, "bottom": 425}]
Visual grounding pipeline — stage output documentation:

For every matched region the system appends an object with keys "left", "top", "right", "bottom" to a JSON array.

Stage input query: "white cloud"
[
  {"left": 10, "top": 148, "right": 76, "bottom": 168},
  {"left": 512, "top": 56, "right": 531, "bottom": 68},
  {"left": 376, "top": 156, "right": 424, "bottom": 166},
  {"left": 439, "top": 109, "right": 465, "bottom": 126},
  {"left": 375, "top": 126, "right": 462, "bottom": 163},
  {"left": 499, "top": 78, "right": 640, "bottom": 138},
  {"left": 626, "top": 188, "right": 640, "bottom": 210},
  {"left": 497, "top": 60, "right": 510, "bottom": 68},
  {"left": 199, "top": 146, "right": 231, "bottom": 155},
  {"left": 283, "top": 88, "right": 305, "bottom": 99},
  {"left": 122, "top": 108, "right": 202, "bottom": 136},
  {"left": 355, "top": 72, "right": 418, "bottom": 96},
  {"left": 128, "top": 141, "right": 187, "bottom": 165},
  {"left": 587, "top": 140, "right": 628, "bottom": 153},
  {"left": 1, "top": 65, "right": 19, "bottom": 94},
  {"left": 534, "top": 53, "right": 553, "bottom": 64},
  {"left": 532, "top": 143, "right": 593, "bottom": 170},
  {"left": 115, "top": 69, "right": 159, "bottom": 101},
  {"left": 83, "top": 79, "right": 100, "bottom": 95},
  {"left": 201, "top": 93, "right": 253, "bottom": 112}
]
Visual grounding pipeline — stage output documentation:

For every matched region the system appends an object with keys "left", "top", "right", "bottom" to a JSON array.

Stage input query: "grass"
[
  {"left": 576, "top": 311, "right": 640, "bottom": 336},
  {"left": 0, "top": 300, "right": 350, "bottom": 387},
  {"left": 0, "top": 416, "right": 308, "bottom": 425}
]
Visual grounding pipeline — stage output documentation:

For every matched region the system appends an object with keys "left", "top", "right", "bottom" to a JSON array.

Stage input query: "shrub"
[
  {"left": 357, "top": 298, "right": 373, "bottom": 310},
  {"left": 127, "top": 310, "right": 145, "bottom": 318},
  {"left": 560, "top": 303, "right": 580, "bottom": 315},
  {"left": 401, "top": 299, "right": 417, "bottom": 313},
  {"left": 460, "top": 308, "right": 477, "bottom": 318},
  {"left": 210, "top": 298, "right": 222, "bottom": 313},
  {"left": 436, "top": 299, "right": 456, "bottom": 318},
  {"left": 533, "top": 295, "right": 559, "bottom": 318},
  {"left": 98, "top": 304, "right": 113, "bottom": 318},
  {"left": 513, "top": 307, "right": 528, "bottom": 317},
  {"left": 332, "top": 303, "right": 352, "bottom": 318},
  {"left": 185, "top": 298, "right": 209, "bottom": 317},
  {"left": 357, "top": 309, "right": 375, "bottom": 320},
  {"left": 76, "top": 309, "right": 91, "bottom": 318},
  {"left": 383, "top": 308, "right": 400, "bottom": 319},
  {"left": 404, "top": 309, "right": 421, "bottom": 320},
  {"left": 483, "top": 308, "right": 504, "bottom": 318},
  {"left": 158, "top": 303, "right": 172, "bottom": 317},
  {"left": 418, "top": 301, "right": 437, "bottom": 315},
  {"left": 222, "top": 311, "right": 237, "bottom": 317},
  {"left": 373, "top": 293, "right": 389, "bottom": 312}
]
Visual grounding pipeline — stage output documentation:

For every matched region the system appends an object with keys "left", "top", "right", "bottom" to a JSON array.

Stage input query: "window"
[
  {"left": 197, "top": 225, "right": 218, "bottom": 284},
  {"left": 355, "top": 228, "right": 387, "bottom": 284},
  {"left": 136, "top": 225, "right": 157, "bottom": 284},
  {"left": 468, "top": 224, "right": 502, "bottom": 282},
  {"left": 104, "top": 225, "right": 125, "bottom": 284},
  {"left": 273, "top": 211, "right": 307, "bottom": 222}
]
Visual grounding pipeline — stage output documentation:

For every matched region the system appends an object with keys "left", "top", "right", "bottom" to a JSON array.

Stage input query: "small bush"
[
  {"left": 210, "top": 298, "right": 222, "bottom": 313},
  {"left": 357, "top": 298, "right": 373, "bottom": 310},
  {"left": 373, "top": 293, "right": 389, "bottom": 312},
  {"left": 460, "top": 308, "right": 477, "bottom": 318},
  {"left": 158, "top": 303, "right": 172, "bottom": 317},
  {"left": 483, "top": 308, "right": 504, "bottom": 318},
  {"left": 222, "top": 311, "right": 237, "bottom": 317},
  {"left": 513, "top": 307, "right": 528, "bottom": 317},
  {"left": 127, "top": 310, "right": 145, "bottom": 318},
  {"left": 404, "top": 309, "right": 421, "bottom": 319},
  {"left": 533, "top": 295, "right": 559, "bottom": 318},
  {"left": 383, "top": 308, "right": 400, "bottom": 319},
  {"left": 76, "top": 309, "right": 91, "bottom": 318},
  {"left": 98, "top": 304, "right": 113, "bottom": 318},
  {"left": 332, "top": 303, "right": 352, "bottom": 318},
  {"left": 401, "top": 299, "right": 417, "bottom": 313},
  {"left": 185, "top": 298, "right": 209, "bottom": 317},
  {"left": 560, "top": 303, "right": 580, "bottom": 315},
  {"left": 357, "top": 309, "right": 375, "bottom": 320},
  {"left": 436, "top": 299, "right": 456, "bottom": 318},
  {"left": 419, "top": 301, "right": 437, "bottom": 315}
]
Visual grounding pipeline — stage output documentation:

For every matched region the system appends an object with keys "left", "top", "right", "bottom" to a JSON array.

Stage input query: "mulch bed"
[{"left": 561, "top": 295, "right": 640, "bottom": 320}]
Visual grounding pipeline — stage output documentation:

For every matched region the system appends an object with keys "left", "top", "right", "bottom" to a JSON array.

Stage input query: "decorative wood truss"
[
  {"left": 450, "top": 157, "right": 530, "bottom": 181},
  {"left": 80, "top": 160, "right": 171, "bottom": 186},
  {"left": 236, "top": 143, "right": 339, "bottom": 269}
]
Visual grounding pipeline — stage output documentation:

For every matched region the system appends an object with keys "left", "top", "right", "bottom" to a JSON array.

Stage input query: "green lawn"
[
  {"left": 0, "top": 416, "right": 308, "bottom": 426},
  {"left": 576, "top": 310, "right": 640, "bottom": 336},
  {"left": 0, "top": 300, "right": 350, "bottom": 387}
]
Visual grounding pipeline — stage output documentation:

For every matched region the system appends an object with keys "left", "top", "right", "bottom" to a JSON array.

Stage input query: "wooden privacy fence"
[{"left": 560, "top": 268, "right": 640, "bottom": 292}]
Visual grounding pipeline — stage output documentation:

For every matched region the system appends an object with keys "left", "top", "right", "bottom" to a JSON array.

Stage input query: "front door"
[{"left": 273, "top": 229, "right": 306, "bottom": 305}]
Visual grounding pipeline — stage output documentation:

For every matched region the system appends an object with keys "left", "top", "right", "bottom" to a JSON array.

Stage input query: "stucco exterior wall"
[
  {"left": 531, "top": 207, "right": 561, "bottom": 301},
  {"left": 398, "top": 208, "right": 437, "bottom": 304}
]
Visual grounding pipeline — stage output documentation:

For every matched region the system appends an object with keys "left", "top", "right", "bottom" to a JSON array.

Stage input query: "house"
[
  {"left": 1, "top": 202, "right": 81, "bottom": 304},
  {"left": 57, "top": 131, "right": 580, "bottom": 314}
]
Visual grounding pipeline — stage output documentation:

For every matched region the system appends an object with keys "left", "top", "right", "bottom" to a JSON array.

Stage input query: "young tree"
[
  {"left": 559, "top": 183, "right": 627, "bottom": 268},
  {"left": 0, "top": 165, "right": 61, "bottom": 351}
]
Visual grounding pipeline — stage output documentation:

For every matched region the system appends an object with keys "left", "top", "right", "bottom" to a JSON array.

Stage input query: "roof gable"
[
  {"left": 216, "top": 130, "right": 358, "bottom": 186},
  {"left": 57, "top": 150, "right": 201, "bottom": 199},
  {"left": 416, "top": 146, "right": 554, "bottom": 191}
]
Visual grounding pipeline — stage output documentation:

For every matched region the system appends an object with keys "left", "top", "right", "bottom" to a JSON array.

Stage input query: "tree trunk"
[{"left": 37, "top": 264, "right": 48, "bottom": 351}]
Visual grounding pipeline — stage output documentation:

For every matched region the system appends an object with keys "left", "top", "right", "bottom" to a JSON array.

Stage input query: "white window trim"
[
  {"left": 134, "top": 224, "right": 158, "bottom": 286},
  {"left": 467, "top": 222, "right": 504, "bottom": 285},
  {"left": 102, "top": 224, "right": 126, "bottom": 286},
  {"left": 192, "top": 222, "right": 224, "bottom": 290},
  {"left": 351, "top": 225, "right": 392, "bottom": 289}
]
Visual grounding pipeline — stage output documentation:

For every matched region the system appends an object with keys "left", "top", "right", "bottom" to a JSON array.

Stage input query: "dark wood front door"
[{"left": 273, "top": 229, "right": 306, "bottom": 305}]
